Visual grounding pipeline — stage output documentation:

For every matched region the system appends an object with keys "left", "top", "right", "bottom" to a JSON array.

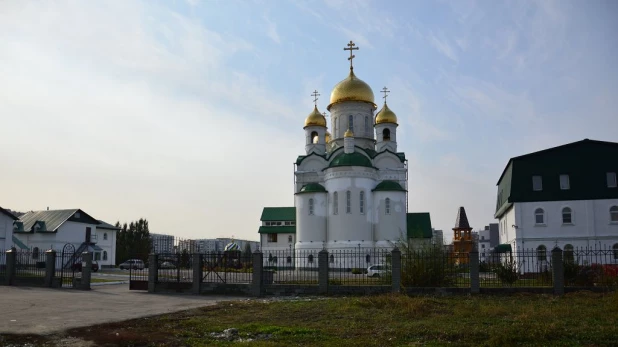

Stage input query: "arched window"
[
  {"left": 348, "top": 115, "right": 354, "bottom": 131},
  {"left": 613, "top": 243, "right": 618, "bottom": 260},
  {"left": 329, "top": 254, "right": 334, "bottom": 263},
  {"left": 537, "top": 245, "right": 547, "bottom": 261},
  {"left": 534, "top": 208, "right": 545, "bottom": 224},
  {"left": 359, "top": 191, "right": 365, "bottom": 214},
  {"left": 288, "top": 235, "right": 293, "bottom": 243},
  {"left": 103, "top": 233, "right": 108, "bottom": 241},
  {"left": 308, "top": 254, "right": 314, "bottom": 263},
  {"left": 383, "top": 128, "right": 391, "bottom": 141},
  {"left": 346, "top": 190, "right": 351, "bottom": 214},
  {"left": 32, "top": 247, "right": 39, "bottom": 260},
  {"left": 385, "top": 198, "right": 391, "bottom": 215},
  {"left": 311, "top": 131, "right": 319, "bottom": 144},
  {"left": 366, "top": 254, "right": 371, "bottom": 263},
  {"left": 562, "top": 207, "right": 572, "bottom": 224},
  {"left": 610, "top": 206, "right": 618, "bottom": 222},
  {"left": 309, "top": 198, "right": 314, "bottom": 215},
  {"left": 564, "top": 244, "right": 574, "bottom": 263},
  {"left": 268, "top": 253, "right": 273, "bottom": 263},
  {"left": 333, "top": 192, "right": 338, "bottom": 215},
  {"left": 103, "top": 251, "right": 108, "bottom": 261},
  {"left": 365, "top": 116, "right": 369, "bottom": 133}
]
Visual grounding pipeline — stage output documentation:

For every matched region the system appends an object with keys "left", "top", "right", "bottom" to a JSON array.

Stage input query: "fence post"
[
  {"left": 469, "top": 250, "right": 480, "bottom": 294},
  {"left": 44, "top": 250, "right": 56, "bottom": 288},
  {"left": 5, "top": 248, "right": 16, "bottom": 286},
  {"left": 391, "top": 247, "right": 401, "bottom": 294},
  {"left": 148, "top": 254, "right": 158, "bottom": 293},
  {"left": 251, "top": 251, "right": 263, "bottom": 297},
  {"left": 192, "top": 253, "right": 202, "bottom": 294},
  {"left": 318, "top": 250, "right": 329, "bottom": 295},
  {"left": 551, "top": 247, "right": 564, "bottom": 296},
  {"left": 79, "top": 252, "right": 92, "bottom": 290}
]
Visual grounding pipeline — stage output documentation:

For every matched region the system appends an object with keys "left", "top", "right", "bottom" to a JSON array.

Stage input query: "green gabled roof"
[
  {"left": 373, "top": 149, "right": 406, "bottom": 163},
  {"left": 328, "top": 152, "right": 373, "bottom": 169},
  {"left": 258, "top": 226, "right": 296, "bottom": 234},
  {"left": 297, "top": 183, "right": 327, "bottom": 194},
  {"left": 396, "top": 153, "right": 406, "bottom": 162},
  {"left": 19, "top": 209, "right": 100, "bottom": 232},
  {"left": 260, "top": 207, "right": 296, "bottom": 221},
  {"left": 372, "top": 180, "right": 406, "bottom": 192},
  {"left": 407, "top": 212, "right": 432, "bottom": 239},
  {"left": 296, "top": 152, "right": 326, "bottom": 165}
]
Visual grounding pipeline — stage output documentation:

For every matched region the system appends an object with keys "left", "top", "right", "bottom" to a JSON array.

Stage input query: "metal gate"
[
  {"left": 129, "top": 255, "right": 149, "bottom": 290},
  {"left": 59, "top": 243, "right": 80, "bottom": 288}
]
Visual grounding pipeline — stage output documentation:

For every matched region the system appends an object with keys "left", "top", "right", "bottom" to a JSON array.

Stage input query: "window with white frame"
[
  {"left": 613, "top": 243, "right": 618, "bottom": 260},
  {"left": 537, "top": 245, "right": 547, "bottom": 261},
  {"left": 267, "top": 234, "right": 278, "bottom": 243},
  {"left": 562, "top": 207, "right": 573, "bottom": 224},
  {"left": 103, "top": 233, "right": 108, "bottom": 240},
  {"left": 535, "top": 208, "right": 545, "bottom": 224},
  {"left": 560, "top": 174, "right": 570, "bottom": 190},
  {"left": 610, "top": 206, "right": 618, "bottom": 223},
  {"left": 385, "top": 198, "right": 391, "bottom": 215},
  {"left": 348, "top": 115, "right": 354, "bottom": 132},
  {"left": 288, "top": 235, "right": 293, "bottom": 243},
  {"left": 532, "top": 176, "right": 543, "bottom": 191},
  {"left": 608, "top": 172, "right": 617, "bottom": 188},
  {"left": 333, "top": 192, "right": 338, "bottom": 215},
  {"left": 103, "top": 251, "right": 108, "bottom": 261},
  {"left": 564, "top": 244, "right": 574, "bottom": 263},
  {"left": 346, "top": 190, "right": 351, "bottom": 213},
  {"left": 365, "top": 116, "right": 369, "bottom": 133},
  {"left": 309, "top": 198, "right": 314, "bottom": 215},
  {"left": 359, "top": 191, "right": 365, "bottom": 214}
]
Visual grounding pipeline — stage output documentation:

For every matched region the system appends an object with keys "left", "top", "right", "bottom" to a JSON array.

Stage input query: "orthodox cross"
[
  {"left": 381, "top": 86, "right": 390, "bottom": 103},
  {"left": 311, "top": 90, "right": 320, "bottom": 106},
  {"left": 323, "top": 112, "right": 328, "bottom": 118},
  {"left": 343, "top": 40, "right": 359, "bottom": 69}
]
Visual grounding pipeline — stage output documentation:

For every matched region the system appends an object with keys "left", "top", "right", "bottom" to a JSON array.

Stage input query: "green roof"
[
  {"left": 328, "top": 152, "right": 373, "bottom": 169},
  {"left": 297, "top": 183, "right": 327, "bottom": 194},
  {"left": 296, "top": 152, "right": 326, "bottom": 165},
  {"left": 260, "top": 207, "right": 296, "bottom": 222},
  {"left": 372, "top": 180, "right": 406, "bottom": 192},
  {"left": 406, "top": 212, "right": 432, "bottom": 239},
  {"left": 495, "top": 139, "right": 618, "bottom": 218},
  {"left": 258, "top": 226, "right": 296, "bottom": 234},
  {"left": 18, "top": 209, "right": 100, "bottom": 232},
  {"left": 494, "top": 244, "right": 512, "bottom": 253}
]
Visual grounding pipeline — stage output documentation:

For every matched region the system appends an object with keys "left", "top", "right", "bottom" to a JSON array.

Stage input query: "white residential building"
[{"left": 0, "top": 206, "right": 18, "bottom": 250}]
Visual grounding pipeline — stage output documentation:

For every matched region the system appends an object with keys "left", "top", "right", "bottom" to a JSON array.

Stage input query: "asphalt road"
[{"left": 0, "top": 284, "right": 239, "bottom": 334}]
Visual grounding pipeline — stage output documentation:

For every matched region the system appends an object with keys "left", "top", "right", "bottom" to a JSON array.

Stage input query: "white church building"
[{"left": 259, "top": 41, "right": 432, "bottom": 268}]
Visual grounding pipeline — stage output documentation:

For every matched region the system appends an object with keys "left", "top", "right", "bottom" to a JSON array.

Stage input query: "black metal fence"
[
  {"left": 14, "top": 250, "right": 46, "bottom": 279},
  {"left": 263, "top": 249, "right": 319, "bottom": 285},
  {"left": 202, "top": 252, "right": 252, "bottom": 284},
  {"left": 479, "top": 249, "right": 553, "bottom": 288},
  {"left": 401, "top": 246, "right": 470, "bottom": 288},
  {"left": 564, "top": 247, "right": 618, "bottom": 289},
  {"left": 0, "top": 251, "right": 6, "bottom": 282},
  {"left": 156, "top": 253, "right": 193, "bottom": 284},
  {"left": 328, "top": 248, "right": 392, "bottom": 286}
]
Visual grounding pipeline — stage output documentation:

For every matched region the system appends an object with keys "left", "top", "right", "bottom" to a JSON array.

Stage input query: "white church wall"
[
  {"left": 297, "top": 156, "right": 327, "bottom": 172},
  {"left": 329, "top": 101, "right": 375, "bottom": 149},
  {"left": 295, "top": 192, "right": 327, "bottom": 249},
  {"left": 0, "top": 213, "right": 14, "bottom": 250},
  {"left": 373, "top": 153, "right": 404, "bottom": 170},
  {"left": 373, "top": 191, "right": 406, "bottom": 248}
]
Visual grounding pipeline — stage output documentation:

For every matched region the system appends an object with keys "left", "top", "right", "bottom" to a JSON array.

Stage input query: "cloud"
[
  {"left": 336, "top": 26, "right": 373, "bottom": 49},
  {"left": 427, "top": 32, "right": 458, "bottom": 62},
  {"left": 263, "top": 15, "right": 281, "bottom": 44}
]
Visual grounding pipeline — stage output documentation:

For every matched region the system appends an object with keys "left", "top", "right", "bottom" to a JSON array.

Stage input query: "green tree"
[
  {"left": 115, "top": 218, "right": 152, "bottom": 264},
  {"left": 243, "top": 243, "right": 252, "bottom": 259}
]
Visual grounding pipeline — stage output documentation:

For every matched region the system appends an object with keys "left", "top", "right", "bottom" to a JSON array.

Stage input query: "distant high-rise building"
[{"left": 431, "top": 229, "right": 444, "bottom": 245}]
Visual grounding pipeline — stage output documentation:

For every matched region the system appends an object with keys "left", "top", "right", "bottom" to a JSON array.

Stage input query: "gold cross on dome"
[
  {"left": 343, "top": 40, "right": 359, "bottom": 69},
  {"left": 311, "top": 90, "right": 320, "bottom": 106},
  {"left": 323, "top": 112, "right": 328, "bottom": 118},
  {"left": 381, "top": 86, "right": 390, "bottom": 103}
]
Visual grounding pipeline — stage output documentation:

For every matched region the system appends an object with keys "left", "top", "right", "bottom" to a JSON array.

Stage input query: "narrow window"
[
  {"left": 334, "top": 116, "right": 339, "bottom": 136},
  {"left": 564, "top": 244, "right": 574, "bottom": 263},
  {"left": 534, "top": 208, "right": 545, "bottom": 224},
  {"left": 562, "top": 207, "right": 572, "bottom": 224},
  {"left": 610, "top": 206, "right": 618, "bottom": 222},
  {"left": 103, "top": 233, "right": 108, "bottom": 240},
  {"left": 383, "top": 128, "right": 390, "bottom": 141},
  {"left": 385, "top": 198, "right": 391, "bottom": 215},
  {"left": 288, "top": 235, "right": 293, "bottom": 243},
  {"left": 311, "top": 131, "right": 318, "bottom": 144},
  {"left": 286, "top": 256, "right": 292, "bottom": 264},
  {"left": 613, "top": 244, "right": 618, "bottom": 260},
  {"left": 532, "top": 176, "right": 543, "bottom": 191},
  {"left": 333, "top": 192, "right": 338, "bottom": 215},
  {"left": 309, "top": 198, "right": 314, "bottom": 215},
  {"left": 365, "top": 116, "right": 369, "bottom": 133},
  {"left": 329, "top": 254, "right": 334, "bottom": 263},
  {"left": 537, "top": 245, "right": 547, "bottom": 261},
  {"left": 560, "top": 174, "right": 570, "bottom": 190},
  {"left": 359, "top": 191, "right": 365, "bottom": 214},
  {"left": 103, "top": 251, "right": 108, "bottom": 261},
  {"left": 346, "top": 190, "right": 351, "bottom": 214},
  {"left": 608, "top": 172, "right": 617, "bottom": 188},
  {"left": 308, "top": 254, "right": 314, "bottom": 263},
  {"left": 348, "top": 115, "right": 354, "bottom": 132},
  {"left": 32, "top": 247, "right": 39, "bottom": 260}
]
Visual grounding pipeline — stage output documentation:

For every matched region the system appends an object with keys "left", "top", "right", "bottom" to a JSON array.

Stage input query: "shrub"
[
  {"left": 398, "top": 244, "right": 455, "bottom": 287},
  {"left": 493, "top": 258, "right": 518, "bottom": 286}
]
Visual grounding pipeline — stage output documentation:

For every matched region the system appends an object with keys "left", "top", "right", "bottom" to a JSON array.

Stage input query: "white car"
[
  {"left": 119, "top": 259, "right": 145, "bottom": 270},
  {"left": 367, "top": 264, "right": 387, "bottom": 277}
]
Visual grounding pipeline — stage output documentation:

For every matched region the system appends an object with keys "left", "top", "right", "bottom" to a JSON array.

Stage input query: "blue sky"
[{"left": 1, "top": 0, "right": 617, "bottom": 242}]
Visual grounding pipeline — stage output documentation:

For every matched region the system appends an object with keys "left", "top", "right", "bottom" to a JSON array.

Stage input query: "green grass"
[
  {"left": 91, "top": 278, "right": 126, "bottom": 283},
  {"left": 7, "top": 291, "right": 617, "bottom": 346}
]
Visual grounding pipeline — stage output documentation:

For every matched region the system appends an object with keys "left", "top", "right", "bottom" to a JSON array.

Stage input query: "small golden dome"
[
  {"left": 328, "top": 69, "right": 375, "bottom": 110},
  {"left": 304, "top": 106, "right": 327, "bottom": 127},
  {"left": 344, "top": 129, "right": 354, "bottom": 138},
  {"left": 375, "top": 103, "right": 398, "bottom": 125},
  {"left": 325, "top": 131, "right": 332, "bottom": 143}
]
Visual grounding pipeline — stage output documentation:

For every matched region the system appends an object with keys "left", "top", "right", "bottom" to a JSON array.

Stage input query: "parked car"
[
  {"left": 119, "top": 259, "right": 145, "bottom": 270},
  {"left": 72, "top": 260, "right": 99, "bottom": 272},
  {"left": 367, "top": 264, "right": 386, "bottom": 277},
  {"left": 160, "top": 261, "right": 176, "bottom": 269}
]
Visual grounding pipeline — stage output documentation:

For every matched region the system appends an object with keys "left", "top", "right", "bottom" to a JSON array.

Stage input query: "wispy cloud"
[
  {"left": 263, "top": 15, "right": 281, "bottom": 44},
  {"left": 427, "top": 32, "right": 458, "bottom": 62}
]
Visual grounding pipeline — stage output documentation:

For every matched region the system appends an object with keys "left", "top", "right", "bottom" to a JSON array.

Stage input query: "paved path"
[{"left": 0, "top": 285, "right": 240, "bottom": 335}]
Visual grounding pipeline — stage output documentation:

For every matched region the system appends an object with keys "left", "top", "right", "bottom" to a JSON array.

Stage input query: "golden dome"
[
  {"left": 375, "top": 103, "right": 398, "bottom": 125},
  {"left": 328, "top": 69, "right": 375, "bottom": 110},
  {"left": 325, "top": 131, "right": 332, "bottom": 143},
  {"left": 344, "top": 129, "right": 354, "bottom": 138},
  {"left": 304, "top": 106, "right": 327, "bottom": 127}
]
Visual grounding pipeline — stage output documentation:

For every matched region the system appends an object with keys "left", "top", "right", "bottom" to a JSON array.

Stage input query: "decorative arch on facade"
[
  {"left": 383, "top": 128, "right": 391, "bottom": 141},
  {"left": 610, "top": 205, "right": 618, "bottom": 222},
  {"left": 537, "top": 245, "right": 547, "bottom": 261},
  {"left": 562, "top": 207, "right": 573, "bottom": 224},
  {"left": 534, "top": 208, "right": 545, "bottom": 224}
]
